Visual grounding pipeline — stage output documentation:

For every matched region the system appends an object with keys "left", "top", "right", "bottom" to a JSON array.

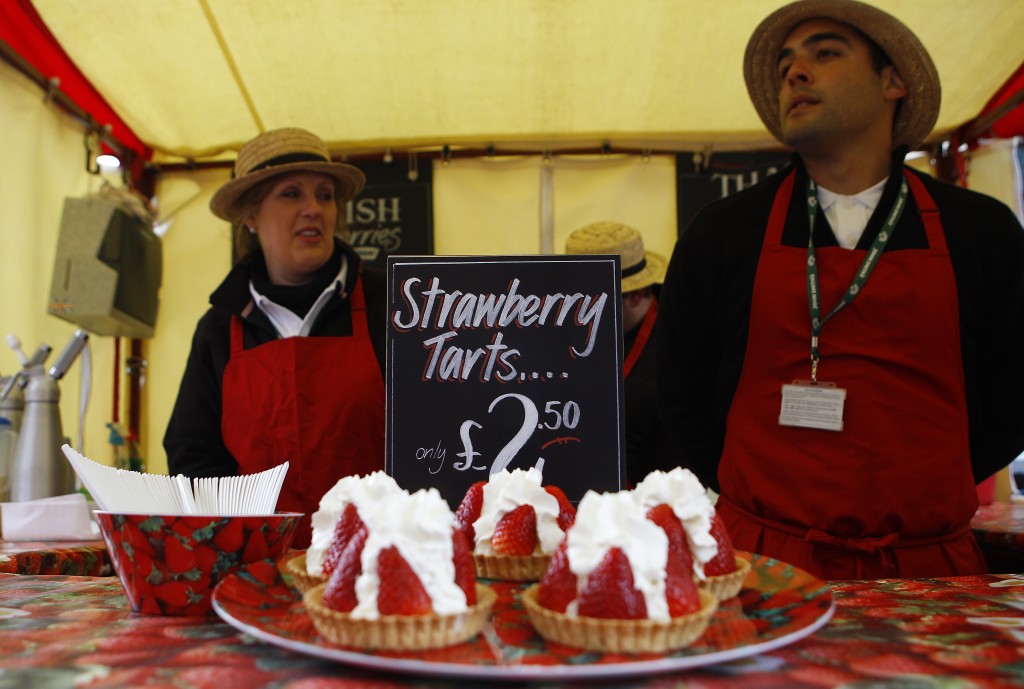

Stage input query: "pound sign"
[{"left": 454, "top": 420, "right": 486, "bottom": 471}]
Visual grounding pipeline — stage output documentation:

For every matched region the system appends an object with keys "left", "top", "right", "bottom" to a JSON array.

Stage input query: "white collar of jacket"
[{"left": 247, "top": 254, "right": 348, "bottom": 338}]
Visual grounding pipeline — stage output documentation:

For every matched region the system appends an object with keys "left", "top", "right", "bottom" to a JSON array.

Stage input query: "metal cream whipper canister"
[
  {"left": 9, "top": 330, "right": 88, "bottom": 502},
  {"left": 1, "top": 334, "right": 50, "bottom": 433}
]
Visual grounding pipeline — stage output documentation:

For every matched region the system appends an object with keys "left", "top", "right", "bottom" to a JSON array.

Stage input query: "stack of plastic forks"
[{"left": 63, "top": 444, "right": 288, "bottom": 515}]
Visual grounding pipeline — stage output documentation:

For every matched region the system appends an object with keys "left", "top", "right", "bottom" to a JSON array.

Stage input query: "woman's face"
[{"left": 247, "top": 172, "right": 338, "bottom": 285}]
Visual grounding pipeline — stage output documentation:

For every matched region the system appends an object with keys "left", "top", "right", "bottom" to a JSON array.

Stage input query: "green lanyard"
[{"left": 805, "top": 175, "right": 908, "bottom": 382}]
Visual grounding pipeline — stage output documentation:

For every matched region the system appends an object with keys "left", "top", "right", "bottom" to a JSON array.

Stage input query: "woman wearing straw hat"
[
  {"left": 565, "top": 222, "right": 674, "bottom": 486},
  {"left": 658, "top": 0, "right": 1024, "bottom": 579},
  {"left": 164, "top": 128, "right": 385, "bottom": 546}
]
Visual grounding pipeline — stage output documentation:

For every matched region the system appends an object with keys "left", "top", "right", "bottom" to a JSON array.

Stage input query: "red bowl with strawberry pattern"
[{"left": 95, "top": 512, "right": 302, "bottom": 616}]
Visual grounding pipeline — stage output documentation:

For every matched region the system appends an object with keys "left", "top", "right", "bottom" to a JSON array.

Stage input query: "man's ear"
[{"left": 882, "top": 66, "right": 908, "bottom": 102}]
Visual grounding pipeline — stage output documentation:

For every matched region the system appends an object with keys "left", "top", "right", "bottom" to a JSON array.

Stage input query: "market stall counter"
[{"left": 2, "top": 563, "right": 1023, "bottom": 688}]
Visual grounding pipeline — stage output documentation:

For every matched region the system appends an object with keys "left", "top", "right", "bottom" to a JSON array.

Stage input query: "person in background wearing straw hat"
[
  {"left": 164, "top": 128, "right": 385, "bottom": 547},
  {"left": 566, "top": 222, "right": 674, "bottom": 486},
  {"left": 658, "top": 0, "right": 1024, "bottom": 579}
]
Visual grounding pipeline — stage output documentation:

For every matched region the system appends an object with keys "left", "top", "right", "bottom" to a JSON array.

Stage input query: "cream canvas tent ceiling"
[{"left": 27, "top": 0, "right": 1024, "bottom": 162}]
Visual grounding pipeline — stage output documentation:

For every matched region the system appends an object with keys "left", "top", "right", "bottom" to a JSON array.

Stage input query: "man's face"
[{"left": 775, "top": 19, "right": 906, "bottom": 154}]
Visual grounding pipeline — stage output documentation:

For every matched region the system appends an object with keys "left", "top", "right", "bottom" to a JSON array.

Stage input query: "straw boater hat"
[
  {"left": 743, "top": 0, "right": 940, "bottom": 151},
  {"left": 209, "top": 128, "right": 366, "bottom": 221},
  {"left": 565, "top": 222, "right": 667, "bottom": 293}
]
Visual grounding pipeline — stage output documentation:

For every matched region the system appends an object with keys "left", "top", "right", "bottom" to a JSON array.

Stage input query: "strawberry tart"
[
  {"left": 286, "top": 471, "right": 405, "bottom": 594},
  {"left": 304, "top": 487, "right": 496, "bottom": 650},
  {"left": 522, "top": 490, "right": 718, "bottom": 653},
  {"left": 634, "top": 468, "right": 749, "bottom": 601},
  {"left": 454, "top": 467, "right": 575, "bottom": 581}
]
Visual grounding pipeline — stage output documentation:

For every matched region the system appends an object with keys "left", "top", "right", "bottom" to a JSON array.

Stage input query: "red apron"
[
  {"left": 221, "top": 276, "right": 385, "bottom": 547},
  {"left": 717, "top": 170, "right": 986, "bottom": 579},
  {"left": 624, "top": 297, "right": 658, "bottom": 379}
]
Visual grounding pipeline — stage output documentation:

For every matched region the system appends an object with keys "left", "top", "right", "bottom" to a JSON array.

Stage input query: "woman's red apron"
[
  {"left": 221, "top": 276, "right": 385, "bottom": 547},
  {"left": 717, "top": 170, "right": 986, "bottom": 579}
]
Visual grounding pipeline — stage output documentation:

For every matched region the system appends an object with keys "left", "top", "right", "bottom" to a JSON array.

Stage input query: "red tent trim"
[
  {"left": 983, "top": 61, "right": 1024, "bottom": 139},
  {"left": 0, "top": 0, "right": 150, "bottom": 181}
]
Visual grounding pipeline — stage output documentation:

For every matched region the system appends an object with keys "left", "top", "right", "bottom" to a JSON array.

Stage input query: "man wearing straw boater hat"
[
  {"left": 566, "top": 222, "right": 674, "bottom": 485},
  {"left": 658, "top": 0, "right": 1024, "bottom": 579},
  {"left": 165, "top": 128, "right": 386, "bottom": 547}
]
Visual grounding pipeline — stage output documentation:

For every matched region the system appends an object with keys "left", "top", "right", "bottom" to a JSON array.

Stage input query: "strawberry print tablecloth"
[
  {"left": 0, "top": 539, "right": 110, "bottom": 576},
  {"left": 972, "top": 501, "right": 1024, "bottom": 573},
  {"left": 973, "top": 502, "right": 1024, "bottom": 549},
  {"left": 2, "top": 570, "right": 1024, "bottom": 688}
]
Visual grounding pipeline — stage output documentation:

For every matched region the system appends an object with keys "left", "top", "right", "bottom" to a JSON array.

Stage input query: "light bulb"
[{"left": 96, "top": 154, "right": 120, "bottom": 170}]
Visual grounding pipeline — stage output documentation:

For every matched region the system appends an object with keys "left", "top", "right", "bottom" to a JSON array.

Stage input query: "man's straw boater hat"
[
  {"left": 210, "top": 128, "right": 365, "bottom": 221},
  {"left": 565, "top": 222, "right": 667, "bottom": 293},
  {"left": 743, "top": 0, "right": 940, "bottom": 151}
]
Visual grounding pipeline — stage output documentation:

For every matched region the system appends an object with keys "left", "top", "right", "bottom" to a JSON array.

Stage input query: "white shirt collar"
[
  {"left": 248, "top": 254, "right": 348, "bottom": 338},
  {"left": 816, "top": 177, "right": 888, "bottom": 250}
]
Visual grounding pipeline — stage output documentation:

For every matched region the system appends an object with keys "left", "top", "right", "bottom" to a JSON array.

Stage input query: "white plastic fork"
[{"left": 62, "top": 444, "right": 290, "bottom": 516}]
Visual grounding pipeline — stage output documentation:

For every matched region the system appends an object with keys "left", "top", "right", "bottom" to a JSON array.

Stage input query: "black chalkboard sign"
[{"left": 386, "top": 255, "right": 625, "bottom": 507}]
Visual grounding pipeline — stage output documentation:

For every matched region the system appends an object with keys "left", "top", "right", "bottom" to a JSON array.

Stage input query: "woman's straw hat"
[
  {"left": 743, "top": 0, "right": 940, "bottom": 151},
  {"left": 565, "top": 222, "right": 667, "bottom": 293},
  {"left": 210, "top": 128, "right": 365, "bottom": 221}
]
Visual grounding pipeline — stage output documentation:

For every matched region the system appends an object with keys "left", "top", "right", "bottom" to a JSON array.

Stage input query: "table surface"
[
  {"left": 0, "top": 501, "right": 1014, "bottom": 579},
  {"left": 971, "top": 501, "right": 1024, "bottom": 574},
  {"left": 3, "top": 570, "right": 1024, "bottom": 688},
  {"left": 973, "top": 501, "right": 1024, "bottom": 537}
]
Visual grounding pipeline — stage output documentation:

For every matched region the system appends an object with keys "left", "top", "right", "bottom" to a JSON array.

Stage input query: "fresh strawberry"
[
  {"left": 376, "top": 546, "right": 433, "bottom": 616},
  {"left": 321, "top": 504, "right": 365, "bottom": 578},
  {"left": 320, "top": 522, "right": 368, "bottom": 612},
  {"left": 704, "top": 511, "right": 737, "bottom": 576},
  {"left": 491, "top": 504, "right": 538, "bottom": 555},
  {"left": 576, "top": 546, "right": 647, "bottom": 619},
  {"left": 645, "top": 503, "right": 701, "bottom": 616},
  {"left": 451, "top": 530, "right": 477, "bottom": 605},
  {"left": 537, "top": 539, "right": 577, "bottom": 612},
  {"left": 544, "top": 485, "right": 576, "bottom": 532},
  {"left": 454, "top": 481, "right": 485, "bottom": 544}
]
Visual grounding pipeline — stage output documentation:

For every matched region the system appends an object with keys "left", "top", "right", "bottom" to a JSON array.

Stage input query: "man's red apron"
[
  {"left": 221, "top": 276, "right": 385, "bottom": 547},
  {"left": 717, "top": 170, "right": 986, "bottom": 579}
]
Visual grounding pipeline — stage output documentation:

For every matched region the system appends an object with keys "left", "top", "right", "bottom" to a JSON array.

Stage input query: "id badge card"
[{"left": 779, "top": 381, "right": 846, "bottom": 431}]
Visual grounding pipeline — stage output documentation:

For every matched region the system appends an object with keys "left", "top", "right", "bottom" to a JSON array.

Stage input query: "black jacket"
[{"left": 623, "top": 301, "right": 677, "bottom": 486}]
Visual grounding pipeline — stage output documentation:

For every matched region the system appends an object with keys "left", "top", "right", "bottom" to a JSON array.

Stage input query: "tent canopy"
[{"left": 23, "top": 0, "right": 1024, "bottom": 162}]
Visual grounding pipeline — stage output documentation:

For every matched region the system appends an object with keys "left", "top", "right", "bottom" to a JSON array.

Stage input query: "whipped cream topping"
[
  {"left": 471, "top": 467, "right": 563, "bottom": 556},
  {"left": 306, "top": 471, "right": 404, "bottom": 576},
  {"left": 633, "top": 468, "right": 718, "bottom": 580},
  {"left": 352, "top": 488, "right": 469, "bottom": 620},
  {"left": 566, "top": 490, "right": 670, "bottom": 621}
]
